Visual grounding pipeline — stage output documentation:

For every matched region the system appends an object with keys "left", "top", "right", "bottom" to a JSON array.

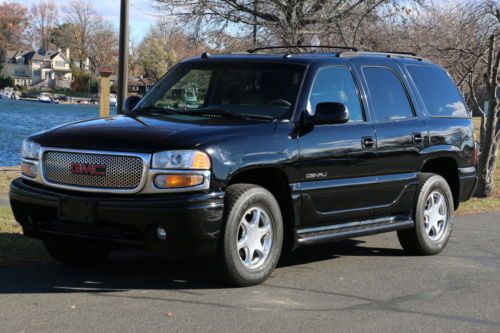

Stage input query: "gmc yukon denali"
[{"left": 10, "top": 48, "right": 478, "bottom": 286}]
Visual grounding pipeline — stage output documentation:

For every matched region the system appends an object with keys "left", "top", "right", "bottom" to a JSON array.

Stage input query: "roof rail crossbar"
[
  {"left": 339, "top": 51, "right": 424, "bottom": 61},
  {"left": 247, "top": 45, "right": 358, "bottom": 54},
  {"left": 377, "top": 50, "right": 419, "bottom": 56}
]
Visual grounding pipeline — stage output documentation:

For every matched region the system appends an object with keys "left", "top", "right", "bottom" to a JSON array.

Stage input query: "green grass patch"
[
  {"left": 0, "top": 168, "right": 19, "bottom": 194},
  {"left": 0, "top": 207, "right": 48, "bottom": 267}
]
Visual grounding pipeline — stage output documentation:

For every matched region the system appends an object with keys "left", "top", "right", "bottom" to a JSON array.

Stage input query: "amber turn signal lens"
[
  {"left": 21, "top": 162, "right": 37, "bottom": 178},
  {"left": 192, "top": 151, "right": 211, "bottom": 169},
  {"left": 154, "top": 174, "right": 204, "bottom": 189}
]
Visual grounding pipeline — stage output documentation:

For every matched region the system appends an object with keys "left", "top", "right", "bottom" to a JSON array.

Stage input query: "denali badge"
[
  {"left": 70, "top": 163, "right": 106, "bottom": 176},
  {"left": 306, "top": 172, "right": 328, "bottom": 179}
]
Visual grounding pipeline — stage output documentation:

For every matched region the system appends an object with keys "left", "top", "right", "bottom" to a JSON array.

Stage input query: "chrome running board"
[{"left": 296, "top": 216, "right": 414, "bottom": 245}]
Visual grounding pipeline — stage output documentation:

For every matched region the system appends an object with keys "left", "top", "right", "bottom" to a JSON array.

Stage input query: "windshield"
[{"left": 133, "top": 62, "right": 305, "bottom": 120}]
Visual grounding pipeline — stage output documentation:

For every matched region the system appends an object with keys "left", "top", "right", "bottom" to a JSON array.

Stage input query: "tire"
[
  {"left": 44, "top": 240, "right": 112, "bottom": 265},
  {"left": 398, "top": 173, "right": 454, "bottom": 255},
  {"left": 217, "top": 184, "right": 283, "bottom": 287}
]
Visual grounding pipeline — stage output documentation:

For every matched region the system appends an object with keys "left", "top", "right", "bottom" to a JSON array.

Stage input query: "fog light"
[
  {"left": 156, "top": 227, "right": 167, "bottom": 240},
  {"left": 154, "top": 174, "right": 204, "bottom": 189},
  {"left": 21, "top": 161, "right": 38, "bottom": 178}
]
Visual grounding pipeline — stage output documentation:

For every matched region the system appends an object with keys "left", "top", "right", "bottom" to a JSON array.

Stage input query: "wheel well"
[
  {"left": 421, "top": 158, "right": 460, "bottom": 210},
  {"left": 229, "top": 168, "right": 295, "bottom": 252}
]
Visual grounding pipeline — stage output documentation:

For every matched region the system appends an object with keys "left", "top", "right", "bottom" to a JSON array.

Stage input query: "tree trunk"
[
  {"left": 476, "top": 100, "right": 499, "bottom": 197},
  {"left": 475, "top": 34, "right": 500, "bottom": 198}
]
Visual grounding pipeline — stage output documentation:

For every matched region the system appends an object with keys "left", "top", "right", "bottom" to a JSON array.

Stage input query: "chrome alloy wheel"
[
  {"left": 423, "top": 191, "right": 448, "bottom": 242},
  {"left": 237, "top": 207, "right": 273, "bottom": 270}
]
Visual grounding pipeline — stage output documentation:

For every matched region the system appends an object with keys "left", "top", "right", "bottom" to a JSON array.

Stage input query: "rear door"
[
  {"left": 352, "top": 59, "right": 428, "bottom": 217},
  {"left": 297, "top": 64, "right": 377, "bottom": 226}
]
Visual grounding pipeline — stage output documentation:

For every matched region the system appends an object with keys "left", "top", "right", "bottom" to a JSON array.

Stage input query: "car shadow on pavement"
[
  {"left": 0, "top": 239, "right": 407, "bottom": 294},
  {"left": 278, "top": 239, "right": 407, "bottom": 268}
]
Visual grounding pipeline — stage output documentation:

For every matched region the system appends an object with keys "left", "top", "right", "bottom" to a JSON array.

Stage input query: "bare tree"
[
  {"left": 63, "top": 0, "right": 96, "bottom": 69},
  {"left": 128, "top": 39, "right": 143, "bottom": 77},
  {"left": 152, "top": 0, "right": 413, "bottom": 46},
  {"left": 30, "top": 0, "right": 58, "bottom": 52},
  {"left": 87, "top": 18, "right": 118, "bottom": 71},
  {"left": 473, "top": 1, "right": 500, "bottom": 197},
  {"left": 0, "top": 2, "right": 30, "bottom": 67}
]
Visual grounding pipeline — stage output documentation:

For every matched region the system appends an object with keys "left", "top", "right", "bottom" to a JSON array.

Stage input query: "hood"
[{"left": 32, "top": 115, "right": 271, "bottom": 154}]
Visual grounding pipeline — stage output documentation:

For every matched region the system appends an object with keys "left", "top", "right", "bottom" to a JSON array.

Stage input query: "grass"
[
  {"left": 0, "top": 168, "right": 47, "bottom": 266},
  {"left": 0, "top": 167, "right": 19, "bottom": 194},
  {"left": 456, "top": 156, "right": 500, "bottom": 215},
  {"left": 0, "top": 207, "right": 48, "bottom": 267}
]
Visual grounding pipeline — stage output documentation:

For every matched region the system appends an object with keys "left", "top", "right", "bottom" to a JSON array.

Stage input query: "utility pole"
[{"left": 117, "top": 0, "right": 129, "bottom": 114}]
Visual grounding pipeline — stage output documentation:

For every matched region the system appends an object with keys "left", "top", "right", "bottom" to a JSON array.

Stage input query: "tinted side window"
[
  {"left": 308, "top": 67, "right": 364, "bottom": 122},
  {"left": 363, "top": 67, "right": 414, "bottom": 122},
  {"left": 407, "top": 65, "right": 468, "bottom": 117}
]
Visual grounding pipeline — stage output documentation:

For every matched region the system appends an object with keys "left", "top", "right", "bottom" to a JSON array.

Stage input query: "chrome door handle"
[
  {"left": 413, "top": 133, "right": 424, "bottom": 144},
  {"left": 362, "top": 137, "right": 375, "bottom": 149}
]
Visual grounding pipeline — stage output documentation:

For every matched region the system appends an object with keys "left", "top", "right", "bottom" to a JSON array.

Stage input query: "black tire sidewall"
[
  {"left": 222, "top": 186, "right": 283, "bottom": 286},
  {"left": 414, "top": 175, "right": 454, "bottom": 254}
]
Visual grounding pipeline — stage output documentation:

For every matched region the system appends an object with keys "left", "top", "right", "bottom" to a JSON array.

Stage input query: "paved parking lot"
[{"left": 0, "top": 212, "right": 499, "bottom": 333}]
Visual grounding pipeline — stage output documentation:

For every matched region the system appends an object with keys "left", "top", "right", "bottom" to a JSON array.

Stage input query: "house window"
[
  {"left": 15, "top": 70, "right": 26, "bottom": 76},
  {"left": 34, "top": 70, "right": 41, "bottom": 77},
  {"left": 33, "top": 61, "right": 40, "bottom": 66},
  {"left": 55, "top": 61, "right": 66, "bottom": 68}
]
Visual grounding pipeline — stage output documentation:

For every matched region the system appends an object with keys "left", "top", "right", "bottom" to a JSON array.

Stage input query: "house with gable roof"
[{"left": 1, "top": 48, "right": 74, "bottom": 88}]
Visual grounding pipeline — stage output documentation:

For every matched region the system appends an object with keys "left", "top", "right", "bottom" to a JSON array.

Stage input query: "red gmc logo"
[{"left": 70, "top": 163, "right": 106, "bottom": 176}]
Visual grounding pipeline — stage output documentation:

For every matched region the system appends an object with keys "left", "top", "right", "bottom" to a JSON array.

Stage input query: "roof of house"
[
  {"left": 129, "top": 77, "right": 155, "bottom": 87},
  {"left": 6, "top": 50, "right": 70, "bottom": 64}
]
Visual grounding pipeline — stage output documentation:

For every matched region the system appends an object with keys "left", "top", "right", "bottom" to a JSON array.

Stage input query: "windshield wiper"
[
  {"left": 133, "top": 106, "right": 181, "bottom": 115},
  {"left": 134, "top": 106, "right": 276, "bottom": 121},
  {"left": 185, "top": 109, "right": 250, "bottom": 120},
  {"left": 189, "top": 108, "right": 276, "bottom": 121}
]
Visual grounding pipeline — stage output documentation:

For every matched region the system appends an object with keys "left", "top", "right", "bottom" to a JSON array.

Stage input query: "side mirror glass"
[
  {"left": 306, "top": 102, "right": 349, "bottom": 126},
  {"left": 123, "top": 95, "right": 142, "bottom": 113}
]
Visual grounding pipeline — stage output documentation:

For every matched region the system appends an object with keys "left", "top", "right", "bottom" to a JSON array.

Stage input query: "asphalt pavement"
[{"left": 0, "top": 212, "right": 499, "bottom": 333}]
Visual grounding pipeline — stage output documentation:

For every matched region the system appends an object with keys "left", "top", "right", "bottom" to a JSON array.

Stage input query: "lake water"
[{"left": 0, "top": 99, "right": 116, "bottom": 166}]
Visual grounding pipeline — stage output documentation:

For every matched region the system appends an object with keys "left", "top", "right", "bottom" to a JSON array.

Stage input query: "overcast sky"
[{"left": 21, "top": 0, "right": 157, "bottom": 41}]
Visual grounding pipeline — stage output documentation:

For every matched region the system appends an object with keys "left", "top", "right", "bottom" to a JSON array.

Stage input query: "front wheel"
[
  {"left": 218, "top": 184, "right": 283, "bottom": 287},
  {"left": 398, "top": 173, "right": 454, "bottom": 255}
]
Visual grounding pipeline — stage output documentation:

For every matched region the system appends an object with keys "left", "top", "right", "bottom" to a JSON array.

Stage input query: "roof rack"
[
  {"left": 247, "top": 45, "right": 359, "bottom": 54},
  {"left": 338, "top": 51, "right": 424, "bottom": 61},
  {"left": 378, "top": 50, "right": 419, "bottom": 56}
]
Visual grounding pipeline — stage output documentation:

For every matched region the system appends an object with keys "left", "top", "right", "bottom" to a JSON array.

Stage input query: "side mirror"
[
  {"left": 305, "top": 102, "right": 349, "bottom": 126},
  {"left": 123, "top": 95, "right": 142, "bottom": 113}
]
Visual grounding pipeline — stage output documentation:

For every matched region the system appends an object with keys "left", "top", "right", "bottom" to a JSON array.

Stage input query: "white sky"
[{"left": 20, "top": 0, "right": 157, "bottom": 41}]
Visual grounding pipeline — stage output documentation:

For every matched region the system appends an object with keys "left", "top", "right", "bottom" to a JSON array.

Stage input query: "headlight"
[
  {"left": 152, "top": 150, "right": 211, "bottom": 170},
  {"left": 21, "top": 139, "right": 41, "bottom": 160}
]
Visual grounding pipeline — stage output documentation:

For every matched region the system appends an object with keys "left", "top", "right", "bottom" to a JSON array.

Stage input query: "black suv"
[{"left": 10, "top": 48, "right": 477, "bottom": 286}]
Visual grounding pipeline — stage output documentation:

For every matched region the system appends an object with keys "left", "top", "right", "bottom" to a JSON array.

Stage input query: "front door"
[{"left": 298, "top": 65, "right": 377, "bottom": 226}]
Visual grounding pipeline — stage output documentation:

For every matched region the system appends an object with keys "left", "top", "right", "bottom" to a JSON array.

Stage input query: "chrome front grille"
[{"left": 43, "top": 151, "right": 145, "bottom": 190}]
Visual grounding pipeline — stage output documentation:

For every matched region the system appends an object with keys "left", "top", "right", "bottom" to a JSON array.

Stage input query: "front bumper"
[{"left": 9, "top": 178, "right": 224, "bottom": 257}]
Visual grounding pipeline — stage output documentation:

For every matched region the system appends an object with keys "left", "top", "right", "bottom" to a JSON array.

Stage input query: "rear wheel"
[
  {"left": 398, "top": 173, "right": 454, "bottom": 255},
  {"left": 217, "top": 184, "right": 283, "bottom": 287},
  {"left": 44, "top": 240, "right": 112, "bottom": 265}
]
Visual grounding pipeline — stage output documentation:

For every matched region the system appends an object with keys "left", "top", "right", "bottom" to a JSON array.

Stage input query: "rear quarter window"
[{"left": 406, "top": 65, "right": 468, "bottom": 118}]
